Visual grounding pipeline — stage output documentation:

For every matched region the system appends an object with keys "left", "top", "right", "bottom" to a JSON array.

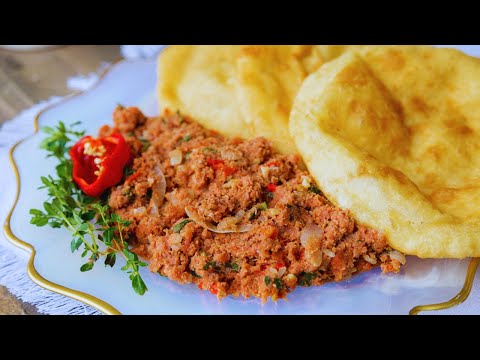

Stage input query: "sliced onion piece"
[
  {"left": 388, "top": 250, "right": 406, "bottom": 265},
  {"left": 300, "top": 223, "right": 324, "bottom": 247},
  {"left": 301, "top": 176, "right": 312, "bottom": 189},
  {"left": 237, "top": 224, "right": 254, "bottom": 232},
  {"left": 362, "top": 253, "right": 377, "bottom": 265},
  {"left": 260, "top": 165, "right": 269, "bottom": 178},
  {"left": 235, "top": 210, "right": 245, "bottom": 221},
  {"left": 169, "top": 233, "right": 183, "bottom": 251},
  {"left": 217, "top": 216, "right": 240, "bottom": 231},
  {"left": 169, "top": 149, "right": 183, "bottom": 166},
  {"left": 185, "top": 206, "right": 253, "bottom": 234},
  {"left": 149, "top": 165, "right": 166, "bottom": 215},
  {"left": 277, "top": 266, "right": 287, "bottom": 277},
  {"left": 266, "top": 208, "right": 281, "bottom": 217},
  {"left": 323, "top": 249, "right": 336, "bottom": 258},
  {"left": 133, "top": 206, "right": 146, "bottom": 215},
  {"left": 245, "top": 206, "right": 258, "bottom": 221}
]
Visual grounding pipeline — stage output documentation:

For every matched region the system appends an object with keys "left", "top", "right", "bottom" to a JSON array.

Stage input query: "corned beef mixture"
[{"left": 101, "top": 106, "right": 403, "bottom": 302}]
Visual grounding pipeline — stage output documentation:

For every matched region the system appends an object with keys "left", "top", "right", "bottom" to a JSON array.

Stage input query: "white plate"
[{"left": 4, "top": 55, "right": 478, "bottom": 315}]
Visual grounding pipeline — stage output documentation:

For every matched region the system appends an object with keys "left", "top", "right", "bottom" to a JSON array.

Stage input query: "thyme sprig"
[{"left": 29, "top": 122, "right": 148, "bottom": 295}]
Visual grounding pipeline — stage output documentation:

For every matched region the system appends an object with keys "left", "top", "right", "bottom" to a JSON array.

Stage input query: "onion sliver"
[
  {"left": 300, "top": 223, "right": 323, "bottom": 247},
  {"left": 323, "top": 249, "right": 335, "bottom": 258},
  {"left": 150, "top": 165, "right": 166, "bottom": 215},
  {"left": 388, "top": 250, "right": 406, "bottom": 265},
  {"left": 169, "top": 149, "right": 182, "bottom": 166},
  {"left": 185, "top": 206, "right": 253, "bottom": 233}
]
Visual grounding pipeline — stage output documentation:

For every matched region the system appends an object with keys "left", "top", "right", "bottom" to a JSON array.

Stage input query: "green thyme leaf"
[
  {"left": 264, "top": 276, "right": 272, "bottom": 286},
  {"left": 258, "top": 202, "right": 268, "bottom": 211},
  {"left": 104, "top": 253, "right": 116, "bottom": 267},
  {"left": 203, "top": 260, "right": 218, "bottom": 271},
  {"left": 172, "top": 219, "right": 192, "bottom": 233},
  {"left": 132, "top": 274, "right": 147, "bottom": 295},
  {"left": 80, "top": 262, "right": 94, "bottom": 272},
  {"left": 190, "top": 270, "right": 202, "bottom": 278},
  {"left": 298, "top": 272, "right": 317, "bottom": 287},
  {"left": 308, "top": 185, "right": 323, "bottom": 195},
  {"left": 123, "top": 166, "right": 134, "bottom": 178},
  {"left": 225, "top": 262, "right": 240, "bottom": 272},
  {"left": 29, "top": 121, "right": 149, "bottom": 296},
  {"left": 70, "top": 238, "right": 83, "bottom": 253},
  {"left": 203, "top": 147, "right": 217, "bottom": 154},
  {"left": 273, "top": 278, "right": 284, "bottom": 290},
  {"left": 247, "top": 207, "right": 259, "bottom": 221},
  {"left": 264, "top": 192, "right": 274, "bottom": 202},
  {"left": 139, "top": 138, "right": 151, "bottom": 152},
  {"left": 145, "top": 188, "right": 153, "bottom": 200},
  {"left": 181, "top": 134, "right": 191, "bottom": 142}
]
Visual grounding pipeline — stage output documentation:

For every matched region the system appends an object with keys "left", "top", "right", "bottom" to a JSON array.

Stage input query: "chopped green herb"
[
  {"left": 258, "top": 202, "right": 268, "bottom": 211},
  {"left": 123, "top": 166, "right": 134, "bottom": 178},
  {"left": 264, "top": 191, "right": 274, "bottom": 202},
  {"left": 172, "top": 219, "right": 192, "bottom": 233},
  {"left": 104, "top": 252, "right": 116, "bottom": 267},
  {"left": 123, "top": 188, "right": 134, "bottom": 201},
  {"left": 264, "top": 276, "right": 272, "bottom": 286},
  {"left": 248, "top": 208, "right": 259, "bottom": 221},
  {"left": 181, "top": 134, "right": 191, "bottom": 142},
  {"left": 139, "top": 138, "right": 151, "bottom": 152},
  {"left": 145, "top": 188, "right": 153, "bottom": 200},
  {"left": 176, "top": 110, "right": 184, "bottom": 123},
  {"left": 80, "top": 262, "right": 94, "bottom": 272},
  {"left": 203, "top": 147, "right": 217, "bottom": 154},
  {"left": 185, "top": 151, "right": 192, "bottom": 160},
  {"left": 203, "top": 260, "right": 219, "bottom": 271},
  {"left": 225, "top": 262, "right": 240, "bottom": 272},
  {"left": 273, "top": 278, "right": 284, "bottom": 290},
  {"left": 190, "top": 270, "right": 202, "bottom": 278},
  {"left": 308, "top": 185, "right": 323, "bottom": 196},
  {"left": 298, "top": 272, "right": 317, "bottom": 286},
  {"left": 29, "top": 122, "right": 148, "bottom": 296}
]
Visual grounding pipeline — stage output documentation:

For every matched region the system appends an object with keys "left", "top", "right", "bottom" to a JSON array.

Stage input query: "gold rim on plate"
[
  {"left": 3, "top": 59, "right": 123, "bottom": 315},
  {"left": 2, "top": 58, "right": 479, "bottom": 315},
  {"left": 409, "top": 257, "right": 479, "bottom": 315}
]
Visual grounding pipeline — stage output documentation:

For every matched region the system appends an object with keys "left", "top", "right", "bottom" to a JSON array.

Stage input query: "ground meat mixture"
[{"left": 103, "top": 106, "right": 404, "bottom": 302}]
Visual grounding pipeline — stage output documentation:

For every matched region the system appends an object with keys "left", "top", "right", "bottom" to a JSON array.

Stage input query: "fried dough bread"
[{"left": 290, "top": 46, "right": 480, "bottom": 258}]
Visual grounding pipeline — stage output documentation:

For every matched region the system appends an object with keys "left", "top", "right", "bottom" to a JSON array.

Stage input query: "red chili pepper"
[
  {"left": 207, "top": 158, "right": 224, "bottom": 170},
  {"left": 209, "top": 283, "right": 218, "bottom": 295},
  {"left": 266, "top": 161, "right": 281, "bottom": 167},
  {"left": 274, "top": 263, "right": 286, "bottom": 270},
  {"left": 266, "top": 183, "right": 277, "bottom": 192},
  {"left": 207, "top": 158, "right": 237, "bottom": 176},
  {"left": 126, "top": 171, "right": 141, "bottom": 183},
  {"left": 197, "top": 282, "right": 204, "bottom": 290},
  {"left": 70, "top": 133, "right": 131, "bottom": 197},
  {"left": 269, "top": 228, "right": 279, "bottom": 239},
  {"left": 223, "top": 165, "right": 237, "bottom": 176}
]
